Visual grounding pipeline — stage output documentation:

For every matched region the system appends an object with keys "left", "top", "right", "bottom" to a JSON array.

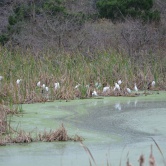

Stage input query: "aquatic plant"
[
  {"left": 0, "top": 47, "right": 165, "bottom": 105},
  {"left": 0, "top": 123, "right": 83, "bottom": 145},
  {"left": 80, "top": 141, "right": 166, "bottom": 166}
]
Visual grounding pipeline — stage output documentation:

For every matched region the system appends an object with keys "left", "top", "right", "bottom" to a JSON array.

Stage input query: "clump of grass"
[
  {"left": 10, "top": 130, "right": 34, "bottom": 143},
  {"left": 0, "top": 124, "right": 83, "bottom": 146},
  {"left": 0, "top": 104, "right": 19, "bottom": 135},
  {"left": 38, "top": 124, "right": 69, "bottom": 142}
]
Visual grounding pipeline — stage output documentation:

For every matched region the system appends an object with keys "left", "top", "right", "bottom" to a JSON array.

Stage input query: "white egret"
[
  {"left": 148, "top": 80, "right": 156, "bottom": 89},
  {"left": 45, "top": 86, "right": 49, "bottom": 92},
  {"left": 37, "top": 81, "right": 41, "bottom": 87},
  {"left": 54, "top": 82, "right": 60, "bottom": 90},
  {"left": 103, "top": 86, "right": 110, "bottom": 93},
  {"left": 151, "top": 81, "right": 155, "bottom": 87},
  {"left": 134, "top": 83, "right": 138, "bottom": 92},
  {"left": 126, "top": 88, "right": 131, "bottom": 93},
  {"left": 0, "top": 76, "right": 3, "bottom": 80},
  {"left": 16, "top": 79, "right": 22, "bottom": 85},
  {"left": 74, "top": 84, "right": 80, "bottom": 89},
  {"left": 118, "top": 80, "right": 122, "bottom": 85},
  {"left": 114, "top": 83, "right": 120, "bottom": 91},
  {"left": 42, "top": 84, "right": 46, "bottom": 89},
  {"left": 92, "top": 90, "right": 98, "bottom": 97}
]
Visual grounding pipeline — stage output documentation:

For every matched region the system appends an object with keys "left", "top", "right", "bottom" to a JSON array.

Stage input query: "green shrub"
[
  {"left": 8, "top": 15, "right": 17, "bottom": 25},
  {"left": 0, "top": 34, "right": 9, "bottom": 45},
  {"left": 8, "top": 4, "right": 31, "bottom": 26},
  {"left": 0, "top": 0, "right": 5, "bottom": 7},
  {"left": 43, "top": 0, "right": 65, "bottom": 15},
  {"left": 96, "top": 0, "right": 160, "bottom": 22},
  {"left": 14, "top": 5, "right": 30, "bottom": 20}
]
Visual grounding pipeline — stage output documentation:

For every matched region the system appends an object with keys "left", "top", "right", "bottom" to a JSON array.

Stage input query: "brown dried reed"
[
  {"left": 0, "top": 123, "right": 83, "bottom": 146},
  {"left": 0, "top": 105, "right": 8, "bottom": 135},
  {"left": 80, "top": 141, "right": 166, "bottom": 166},
  {"left": 38, "top": 124, "right": 69, "bottom": 142}
]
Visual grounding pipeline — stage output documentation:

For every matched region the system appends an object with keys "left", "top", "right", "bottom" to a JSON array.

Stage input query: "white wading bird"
[
  {"left": 151, "top": 81, "right": 155, "bottom": 87},
  {"left": 118, "top": 80, "right": 122, "bottom": 85},
  {"left": 92, "top": 90, "right": 98, "bottom": 97},
  {"left": 114, "top": 83, "right": 120, "bottom": 91},
  {"left": 0, "top": 76, "right": 3, "bottom": 80},
  {"left": 45, "top": 86, "right": 49, "bottom": 92},
  {"left": 37, "top": 81, "right": 41, "bottom": 87},
  {"left": 148, "top": 80, "right": 156, "bottom": 89},
  {"left": 103, "top": 86, "right": 110, "bottom": 93},
  {"left": 74, "top": 84, "right": 80, "bottom": 89},
  {"left": 42, "top": 84, "right": 46, "bottom": 89},
  {"left": 54, "top": 82, "right": 60, "bottom": 90},
  {"left": 16, "top": 79, "right": 22, "bottom": 85},
  {"left": 126, "top": 88, "right": 131, "bottom": 94},
  {"left": 134, "top": 83, "right": 138, "bottom": 92}
]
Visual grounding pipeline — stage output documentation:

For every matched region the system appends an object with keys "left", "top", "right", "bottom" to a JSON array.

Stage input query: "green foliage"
[
  {"left": 96, "top": 0, "right": 160, "bottom": 22},
  {"left": 0, "top": 0, "right": 5, "bottom": 7},
  {"left": 8, "top": 15, "right": 17, "bottom": 26},
  {"left": 14, "top": 4, "right": 30, "bottom": 20},
  {"left": 8, "top": 0, "right": 66, "bottom": 26},
  {"left": 8, "top": 4, "right": 30, "bottom": 26},
  {"left": 0, "top": 34, "right": 9, "bottom": 45},
  {"left": 79, "top": 85, "right": 88, "bottom": 99},
  {"left": 42, "top": 0, "right": 66, "bottom": 15}
]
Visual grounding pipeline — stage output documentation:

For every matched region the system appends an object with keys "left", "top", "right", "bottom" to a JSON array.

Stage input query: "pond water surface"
[{"left": 0, "top": 91, "right": 166, "bottom": 166}]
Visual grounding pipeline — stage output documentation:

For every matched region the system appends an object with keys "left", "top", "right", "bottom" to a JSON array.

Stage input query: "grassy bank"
[{"left": 0, "top": 47, "right": 166, "bottom": 104}]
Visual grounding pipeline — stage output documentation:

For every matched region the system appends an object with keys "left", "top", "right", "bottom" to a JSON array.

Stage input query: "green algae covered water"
[{"left": 0, "top": 91, "right": 166, "bottom": 166}]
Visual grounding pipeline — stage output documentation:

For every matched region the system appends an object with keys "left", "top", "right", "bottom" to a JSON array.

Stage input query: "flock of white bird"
[
  {"left": 36, "top": 81, "right": 60, "bottom": 92},
  {"left": 91, "top": 80, "right": 155, "bottom": 97},
  {"left": 0, "top": 75, "right": 156, "bottom": 97}
]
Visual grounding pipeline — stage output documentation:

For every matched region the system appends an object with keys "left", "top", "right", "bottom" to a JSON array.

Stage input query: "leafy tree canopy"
[{"left": 96, "top": 0, "right": 160, "bottom": 22}]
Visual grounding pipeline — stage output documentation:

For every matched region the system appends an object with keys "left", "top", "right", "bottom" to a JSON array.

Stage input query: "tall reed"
[{"left": 0, "top": 47, "right": 165, "bottom": 104}]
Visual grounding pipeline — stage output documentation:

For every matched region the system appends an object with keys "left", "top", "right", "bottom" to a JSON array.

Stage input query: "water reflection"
[
  {"left": 114, "top": 103, "right": 122, "bottom": 111},
  {"left": 127, "top": 100, "right": 131, "bottom": 105},
  {"left": 126, "top": 99, "right": 138, "bottom": 108},
  {"left": 134, "top": 100, "right": 138, "bottom": 107},
  {"left": 114, "top": 99, "right": 139, "bottom": 111}
]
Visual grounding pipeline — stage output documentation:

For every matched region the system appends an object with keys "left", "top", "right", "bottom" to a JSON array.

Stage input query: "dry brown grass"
[
  {"left": 0, "top": 123, "right": 83, "bottom": 146},
  {"left": 0, "top": 104, "right": 18, "bottom": 135},
  {"left": 138, "top": 154, "right": 145, "bottom": 166},
  {"left": 0, "top": 105, "right": 7, "bottom": 135},
  {"left": 38, "top": 124, "right": 69, "bottom": 142},
  {"left": 38, "top": 124, "right": 84, "bottom": 142}
]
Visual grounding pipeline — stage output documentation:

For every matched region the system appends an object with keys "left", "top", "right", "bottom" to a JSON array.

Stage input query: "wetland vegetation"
[{"left": 0, "top": 0, "right": 166, "bottom": 165}]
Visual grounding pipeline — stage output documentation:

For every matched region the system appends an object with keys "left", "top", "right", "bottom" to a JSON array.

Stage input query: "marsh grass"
[
  {"left": 0, "top": 105, "right": 7, "bottom": 135},
  {"left": 0, "top": 123, "right": 83, "bottom": 145},
  {"left": 0, "top": 47, "right": 165, "bottom": 104},
  {"left": 80, "top": 141, "right": 166, "bottom": 166},
  {"left": 0, "top": 104, "right": 19, "bottom": 135}
]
